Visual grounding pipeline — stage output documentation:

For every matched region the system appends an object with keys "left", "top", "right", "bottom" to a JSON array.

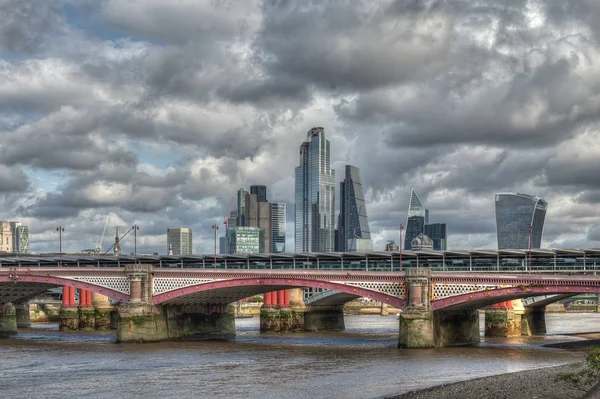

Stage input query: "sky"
[{"left": 1, "top": 0, "right": 600, "bottom": 255}]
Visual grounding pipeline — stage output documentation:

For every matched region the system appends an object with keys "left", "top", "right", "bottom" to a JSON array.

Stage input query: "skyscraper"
[
  {"left": 404, "top": 189, "right": 427, "bottom": 250},
  {"left": 424, "top": 223, "right": 447, "bottom": 251},
  {"left": 495, "top": 193, "right": 547, "bottom": 249},
  {"left": 15, "top": 225, "right": 29, "bottom": 253},
  {"left": 250, "top": 185, "right": 268, "bottom": 203},
  {"left": 270, "top": 202, "right": 286, "bottom": 253},
  {"left": 295, "top": 127, "right": 335, "bottom": 252},
  {"left": 237, "top": 188, "right": 249, "bottom": 227},
  {"left": 167, "top": 228, "right": 193, "bottom": 255},
  {"left": 337, "top": 165, "right": 371, "bottom": 252}
]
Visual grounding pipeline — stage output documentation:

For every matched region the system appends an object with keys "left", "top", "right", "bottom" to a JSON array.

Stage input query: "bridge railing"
[{"left": 3, "top": 255, "right": 600, "bottom": 274}]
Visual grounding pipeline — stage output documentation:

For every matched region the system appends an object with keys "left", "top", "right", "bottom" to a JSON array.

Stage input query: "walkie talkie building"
[{"left": 495, "top": 193, "right": 547, "bottom": 250}]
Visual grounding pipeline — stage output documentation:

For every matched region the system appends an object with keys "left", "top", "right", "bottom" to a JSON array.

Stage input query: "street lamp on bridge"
[
  {"left": 56, "top": 226, "right": 64, "bottom": 267},
  {"left": 528, "top": 224, "right": 533, "bottom": 272},
  {"left": 399, "top": 224, "right": 403, "bottom": 272},
  {"left": 132, "top": 225, "right": 140, "bottom": 263},
  {"left": 212, "top": 224, "right": 219, "bottom": 266}
]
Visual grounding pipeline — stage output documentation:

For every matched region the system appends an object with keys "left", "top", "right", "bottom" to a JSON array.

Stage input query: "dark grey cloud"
[
  {"left": 0, "top": 0, "right": 64, "bottom": 55},
  {"left": 0, "top": 166, "right": 29, "bottom": 193}
]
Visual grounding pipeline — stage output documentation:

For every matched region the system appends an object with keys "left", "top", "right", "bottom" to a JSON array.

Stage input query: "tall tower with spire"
[
  {"left": 404, "top": 189, "right": 428, "bottom": 250},
  {"left": 113, "top": 227, "right": 121, "bottom": 256}
]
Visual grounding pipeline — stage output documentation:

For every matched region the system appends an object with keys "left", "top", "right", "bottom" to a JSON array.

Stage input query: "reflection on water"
[{"left": 0, "top": 313, "right": 596, "bottom": 399}]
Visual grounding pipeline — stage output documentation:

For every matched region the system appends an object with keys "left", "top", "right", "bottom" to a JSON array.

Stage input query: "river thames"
[{"left": 0, "top": 313, "right": 595, "bottom": 399}]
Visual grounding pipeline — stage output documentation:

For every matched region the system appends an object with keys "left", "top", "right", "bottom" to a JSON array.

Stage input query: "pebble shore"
[{"left": 387, "top": 362, "right": 587, "bottom": 399}]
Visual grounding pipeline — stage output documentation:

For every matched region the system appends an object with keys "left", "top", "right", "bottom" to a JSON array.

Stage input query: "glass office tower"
[
  {"left": 270, "top": 202, "right": 286, "bottom": 253},
  {"left": 337, "top": 165, "right": 371, "bottom": 252},
  {"left": 295, "top": 127, "right": 335, "bottom": 252},
  {"left": 424, "top": 223, "right": 447, "bottom": 251},
  {"left": 404, "top": 189, "right": 427, "bottom": 250},
  {"left": 495, "top": 193, "right": 547, "bottom": 249}
]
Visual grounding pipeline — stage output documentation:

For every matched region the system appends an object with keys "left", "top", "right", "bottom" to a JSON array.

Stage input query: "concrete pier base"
[
  {"left": 435, "top": 309, "right": 480, "bottom": 347},
  {"left": 260, "top": 306, "right": 303, "bottom": 333},
  {"left": 0, "top": 303, "right": 17, "bottom": 336},
  {"left": 92, "top": 292, "right": 114, "bottom": 330},
  {"left": 164, "top": 304, "right": 235, "bottom": 341},
  {"left": 78, "top": 306, "right": 96, "bottom": 331},
  {"left": 59, "top": 306, "right": 80, "bottom": 331},
  {"left": 15, "top": 302, "right": 31, "bottom": 328},
  {"left": 260, "top": 306, "right": 280, "bottom": 332},
  {"left": 116, "top": 304, "right": 168, "bottom": 343},
  {"left": 524, "top": 307, "right": 547, "bottom": 335},
  {"left": 485, "top": 308, "right": 521, "bottom": 337},
  {"left": 398, "top": 310, "right": 435, "bottom": 348},
  {"left": 304, "top": 305, "right": 345, "bottom": 331}
]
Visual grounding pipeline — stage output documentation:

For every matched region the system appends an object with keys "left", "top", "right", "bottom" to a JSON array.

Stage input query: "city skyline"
[{"left": 1, "top": 2, "right": 600, "bottom": 254}]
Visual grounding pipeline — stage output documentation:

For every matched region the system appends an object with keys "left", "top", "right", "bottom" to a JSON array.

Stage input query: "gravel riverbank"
[{"left": 387, "top": 362, "right": 587, "bottom": 399}]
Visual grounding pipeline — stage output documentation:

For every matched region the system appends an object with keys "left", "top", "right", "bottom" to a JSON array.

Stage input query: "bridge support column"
[
  {"left": 60, "top": 285, "right": 79, "bottom": 332},
  {"left": 399, "top": 269, "right": 434, "bottom": 348},
  {"left": 116, "top": 264, "right": 169, "bottom": 343},
  {"left": 79, "top": 290, "right": 95, "bottom": 331},
  {"left": 485, "top": 303, "right": 521, "bottom": 337},
  {"left": 304, "top": 305, "right": 345, "bottom": 331},
  {"left": 289, "top": 288, "right": 306, "bottom": 331},
  {"left": 15, "top": 302, "right": 31, "bottom": 328},
  {"left": 260, "top": 292, "right": 280, "bottom": 332},
  {"left": 92, "top": 292, "right": 114, "bottom": 330},
  {"left": 0, "top": 303, "right": 17, "bottom": 336},
  {"left": 260, "top": 290, "right": 300, "bottom": 333},
  {"left": 164, "top": 304, "right": 235, "bottom": 341},
  {"left": 523, "top": 307, "right": 547, "bottom": 335}
]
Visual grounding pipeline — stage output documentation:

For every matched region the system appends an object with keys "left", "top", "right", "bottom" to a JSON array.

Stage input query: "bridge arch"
[
  {"left": 0, "top": 274, "right": 129, "bottom": 304},
  {"left": 431, "top": 285, "right": 600, "bottom": 311},
  {"left": 153, "top": 277, "right": 406, "bottom": 308}
]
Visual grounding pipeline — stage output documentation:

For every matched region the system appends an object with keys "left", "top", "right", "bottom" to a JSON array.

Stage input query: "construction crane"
[{"left": 95, "top": 215, "right": 110, "bottom": 255}]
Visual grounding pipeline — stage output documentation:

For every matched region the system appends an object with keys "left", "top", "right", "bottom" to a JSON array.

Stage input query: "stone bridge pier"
[
  {"left": 116, "top": 264, "right": 235, "bottom": 343},
  {"left": 0, "top": 303, "right": 17, "bottom": 336},
  {"left": 398, "top": 269, "right": 480, "bottom": 348}
]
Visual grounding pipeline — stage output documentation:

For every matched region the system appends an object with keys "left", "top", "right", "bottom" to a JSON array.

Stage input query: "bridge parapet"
[
  {"left": 406, "top": 269, "right": 431, "bottom": 310},
  {"left": 123, "top": 264, "right": 152, "bottom": 304}
]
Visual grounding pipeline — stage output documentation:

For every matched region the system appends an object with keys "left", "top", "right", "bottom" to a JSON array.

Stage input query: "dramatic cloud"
[{"left": 1, "top": 0, "right": 600, "bottom": 254}]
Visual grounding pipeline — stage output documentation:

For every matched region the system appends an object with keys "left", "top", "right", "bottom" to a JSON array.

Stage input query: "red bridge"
[{"left": 0, "top": 265, "right": 598, "bottom": 347}]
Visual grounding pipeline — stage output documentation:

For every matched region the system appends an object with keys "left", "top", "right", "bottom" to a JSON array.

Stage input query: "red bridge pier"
[
  {"left": 260, "top": 289, "right": 306, "bottom": 332},
  {"left": 59, "top": 285, "right": 79, "bottom": 331}
]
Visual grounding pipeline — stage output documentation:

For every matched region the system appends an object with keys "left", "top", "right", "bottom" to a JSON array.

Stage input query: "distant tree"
[{"left": 559, "top": 346, "right": 600, "bottom": 393}]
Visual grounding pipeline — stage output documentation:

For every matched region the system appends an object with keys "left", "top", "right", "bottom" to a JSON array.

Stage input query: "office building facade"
[
  {"left": 495, "top": 193, "right": 547, "bottom": 249},
  {"left": 295, "top": 127, "right": 335, "bottom": 252},
  {"left": 228, "top": 226, "right": 265, "bottom": 254},
  {"left": 0, "top": 222, "right": 13, "bottom": 252},
  {"left": 270, "top": 202, "right": 286, "bottom": 253},
  {"left": 167, "top": 228, "right": 193, "bottom": 255},
  {"left": 337, "top": 165, "right": 371, "bottom": 252},
  {"left": 424, "top": 223, "right": 447, "bottom": 251}
]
